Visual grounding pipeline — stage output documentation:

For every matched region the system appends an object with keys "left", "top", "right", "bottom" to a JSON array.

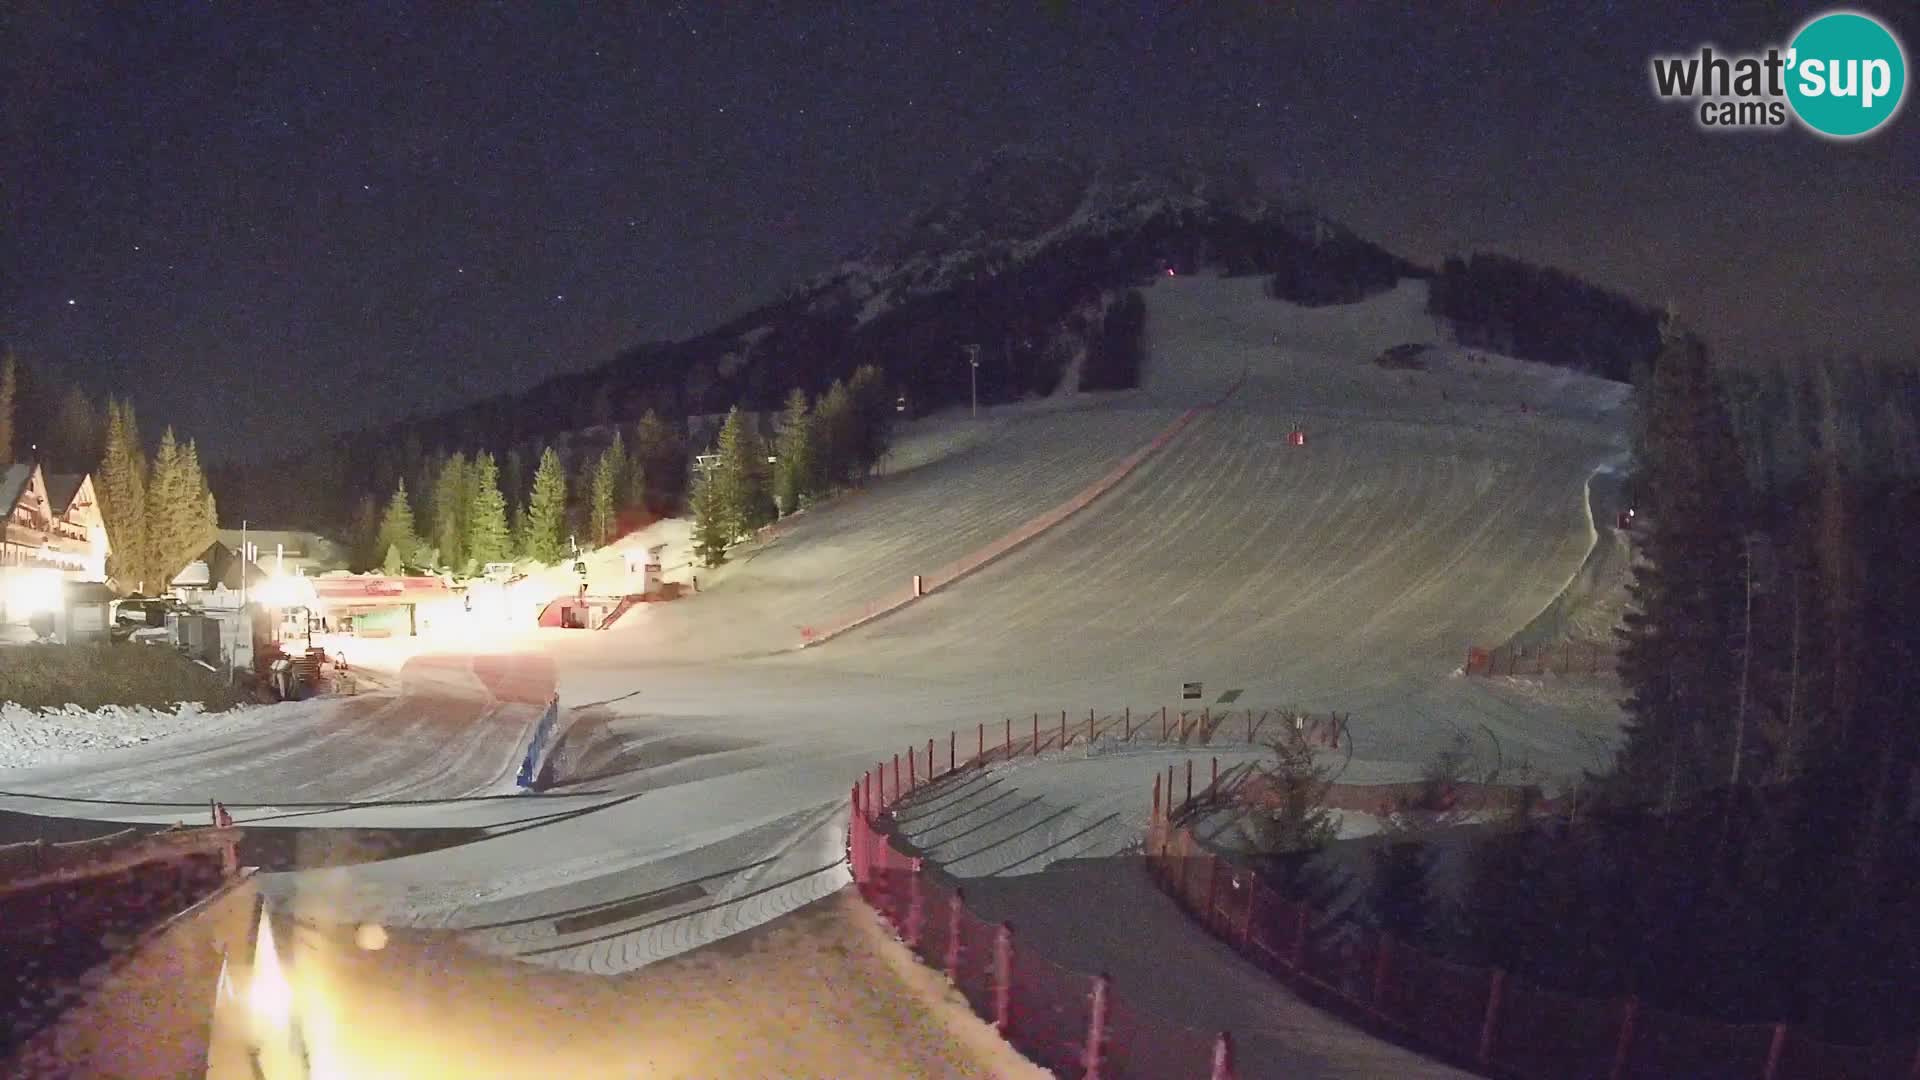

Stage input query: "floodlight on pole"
[{"left": 964, "top": 344, "right": 981, "bottom": 419}]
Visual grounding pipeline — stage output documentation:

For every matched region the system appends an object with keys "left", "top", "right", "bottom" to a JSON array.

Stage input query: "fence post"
[
  {"left": 1032, "top": 712, "right": 1040, "bottom": 755},
  {"left": 1167, "top": 765, "right": 1176, "bottom": 815},
  {"left": 1123, "top": 705, "right": 1131, "bottom": 739},
  {"left": 894, "top": 753, "right": 902, "bottom": 798},
  {"left": 1005, "top": 716, "right": 1011, "bottom": 759},
  {"left": 1762, "top": 1023, "right": 1788, "bottom": 1080},
  {"left": 906, "top": 857, "right": 925, "bottom": 949},
  {"left": 1152, "top": 773, "right": 1162, "bottom": 822},
  {"left": 928, "top": 738, "right": 935, "bottom": 781},
  {"left": 994, "top": 922, "right": 1016, "bottom": 1035},
  {"left": 850, "top": 785, "right": 863, "bottom": 883},
  {"left": 1478, "top": 968, "right": 1506, "bottom": 1065},
  {"left": 1089, "top": 707, "right": 1095, "bottom": 745},
  {"left": 1202, "top": 706, "right": 1211, "bottom": 743},
  {"left": 945, "top": 889, "right": 965, "bottom": 978},
  {"left": 950, "top": 730, "right": 957, "bottom": 773},
  {"left": 1185, "top": 759, "right": 1194, "bottom": 809},
  {"left": 1161, "top": 705, "right": 1169, "bottom": 740},
  {"left": 1061, "top": 709, "right": 1068, "bottom": 750},
  {"left": 909, "top": 746, "right": 917, "bottom": 789},
  {"left": 878, "top": 762, "right": 887, "bottom": 808},
  {"left": 1211, "top": 756, "right": 1219, "bottom": 791},
  {"left": 1210, "top": 1031, "right": 1235, "bottom": 1080},
  {"left": 865, "top": 769, "right": 874, "bottom": 816},
  {"left": 1084, "top": 974, "right": 1111, "bottom": 1080},
  {"left": 1610, "top": 997, "right": 1638, "bottom": 1080}
]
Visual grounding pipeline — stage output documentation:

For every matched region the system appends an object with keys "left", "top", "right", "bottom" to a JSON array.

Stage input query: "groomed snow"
[
  {"left": 10, "top": 274, "right": 1629, "bottom": 1042},
  {"left": 0, "top": 699, "right": 288, "bottom": 771}
]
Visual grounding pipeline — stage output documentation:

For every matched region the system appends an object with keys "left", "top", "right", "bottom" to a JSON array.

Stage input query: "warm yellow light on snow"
[
  {"left": 250, "top": 908, "right": 292, "bottom": 1035},
  {"left": 3, "top": 569, "right": 62, "bottom": 617},
  {"left": 355, "top": 923, "right": 388, "bottom": 950}
]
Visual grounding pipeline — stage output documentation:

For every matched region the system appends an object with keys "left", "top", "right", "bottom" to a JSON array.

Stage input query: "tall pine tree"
[
  {"left": 376, "top": 479, "right": 421, "bottom": 573},
  {"left": 524, "top": 446, "right": 569, "bottom": 564},
  {"left": 847, "top": 364, "right": 895, "bottom": 473},
  {"left": 1613, "top": 323, "right": 1747, "bottom": 810},
  {"left": 773, "top": 388, "right": 817, "bottom": 515},
  {"left": 589, "top": 432, "right": 624, "bottom": 546},
  {"left": 144, "top": 428, "right": 193, "bottom": 587},
  {"left": 690, "top": 465, "right": 730, "bottom": 568},
  {"left": 466, "top": 452, "right": 512, "bottom": 566},
  {"left": 96, "top": 399, "right": 149, "bottom": 591},
  {"left": 180, "top": 437, "right": 218, "bottom": 558},
  {"left": 715, "top": 406, "right": 772, "bottom": 539},
  {"left": 432, "top": 452, "right": 470, "bottom": 572},
  {"left": 815, "top": 380, "right": 857, "bottom": 487}
]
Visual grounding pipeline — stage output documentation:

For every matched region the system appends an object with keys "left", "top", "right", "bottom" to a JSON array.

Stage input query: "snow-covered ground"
[
  {"left": 0, "top": 699, "right": 290, "bottom": 771},
  {"left": 221, "top": 889, "right": 1047, "bottom": 1080},
  {"left": 8, "top": 269, "right": 1628, "bottom": 1061}
]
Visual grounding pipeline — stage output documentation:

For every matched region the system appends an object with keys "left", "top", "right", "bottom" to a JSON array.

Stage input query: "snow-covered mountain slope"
[{"left": 11, "top": 274, "right": 1629, "bottom": 989}]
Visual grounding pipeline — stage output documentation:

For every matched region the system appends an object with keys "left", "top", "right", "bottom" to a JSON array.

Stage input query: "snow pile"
[{"left": 0, "top": 699, "right": 276, "bottom": 770}]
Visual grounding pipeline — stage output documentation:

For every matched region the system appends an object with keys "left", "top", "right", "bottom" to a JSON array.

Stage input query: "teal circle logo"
[{"left": 1786, "top": 11, "right": 1907, "bottom": 138}]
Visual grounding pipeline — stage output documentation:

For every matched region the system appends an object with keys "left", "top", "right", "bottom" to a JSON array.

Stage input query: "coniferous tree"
[
  {"left": 180, "top": 437, "right": 218, "bottom": 556},
  {"left": 523, "top": 446, "right": 569, "bottom": 564},
  {"left": 1613, "top": 322, "right": 1747, "bottom": 810},
  {"left": 773, "top": 388, "right": 817, "bottom": 515},
  {"left": 715, "top": 406, "right": 772, "bottom": 538},
  {"left": 143, "top": 428, "right": 194, "bottom": 587},
  {"left": 1369, "top": 830, "right": 1438, "bottom": 948},
  {"left": 815, "top": 379, "right": 856, "bottom": 487},
  {"left": 690, "top": 466, "right": 730, "bottom": 568},
  {"left": 466, "top": 452, "right": 512, "bottom": 567},
  {"left": 96, "top": 399, "right": 149, "bottom": 591},
  {"left": 0, "top": 351, "right": 16, "bottom": 463},
  {"left": 376, "top": 479, "right": 421, "bottom": 573},
  {"left": 847, "top": 364, "right": 895, "bottom": 472},
  {"left": 432, "top": 452, "right": 470, "bottom": 572},
  {"left": 589, "top": 432, "right": 624, "bottom": 546},
  {"left": 621, "top": 427, "right": 649, "bottom": 514}
]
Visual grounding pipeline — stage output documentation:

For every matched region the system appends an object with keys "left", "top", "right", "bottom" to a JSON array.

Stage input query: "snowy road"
[{"left": 7, "top": 276, "right": 1628, "bottom": 1069}]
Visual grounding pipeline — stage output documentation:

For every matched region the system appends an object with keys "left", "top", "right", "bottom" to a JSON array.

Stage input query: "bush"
[{"left": 0, "top": 645, "right": 245, "bottom": 712}]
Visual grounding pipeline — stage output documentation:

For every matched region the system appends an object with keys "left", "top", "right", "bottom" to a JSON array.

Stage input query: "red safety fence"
[
  {"left": 1146, "top": 768, "right": 1920, "bottom": 1080},
  {"left": 958, "top": 705, "right": 1350, "bottom": 769},
  {"left": 805, "top": 372, "right": 1246, "bottom": 649},
  {"left": 850, "top": 739, "right": 1238, "bottom": 1078},
  {"left": 1464, "top": 641, "right": 1612, "bottom": 677}
]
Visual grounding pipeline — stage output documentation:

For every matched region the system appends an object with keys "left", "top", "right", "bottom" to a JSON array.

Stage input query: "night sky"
[{"left": 5, "top": 2, "right": 1916, "bottom": 460}]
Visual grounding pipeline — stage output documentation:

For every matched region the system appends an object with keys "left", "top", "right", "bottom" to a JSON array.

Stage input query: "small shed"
[{"left": 58, "top": 581, "right": 117, "bottom": 645}]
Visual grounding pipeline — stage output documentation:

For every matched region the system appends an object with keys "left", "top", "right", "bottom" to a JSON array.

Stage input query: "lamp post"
[
  {"left": 232, "top": 519, "right": 248, "bottom": 685},
  {"left": 964, "top": 344, "right": 981, "bottom": 419}
]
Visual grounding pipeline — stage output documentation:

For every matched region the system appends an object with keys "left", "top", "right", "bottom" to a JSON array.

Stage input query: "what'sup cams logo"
[{"left": 1651, "top": 9, "right": 1907, "bottom": 138}]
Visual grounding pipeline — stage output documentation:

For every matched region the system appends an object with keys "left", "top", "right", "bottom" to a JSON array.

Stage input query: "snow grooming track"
[
  {"left": 822, "top": 276, "right": 1626, "bottom": 778},
  {"left": 800, "top": 374, "right": 1242, "bottom": 650},
  {"left": 0, "top": 651, "right": 555, "bottom": 804}
]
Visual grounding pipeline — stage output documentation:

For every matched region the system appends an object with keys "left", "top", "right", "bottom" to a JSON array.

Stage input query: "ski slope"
[{"left": 5, "top": 275, "right": 1629, "bottom": 1006}]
